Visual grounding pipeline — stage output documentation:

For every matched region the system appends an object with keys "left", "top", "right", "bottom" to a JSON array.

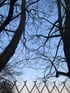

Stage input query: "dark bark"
[
  {"left": 63, "top": 0, "right": 70, "bottom": 73},
  {"left": 57, "top": 0, "right": 70, "bottom": 77},
  {"left": 0, "top": 0, "right": 26, "bottom": 71}
]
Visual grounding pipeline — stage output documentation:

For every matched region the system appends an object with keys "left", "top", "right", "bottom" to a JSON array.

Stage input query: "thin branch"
[
  {"left": 26, "top": 0, "right": 40, "bottom": 8},
  {"left": 4, "top": 29, "right": 15, "bottom": 33},
  {"left": 52, "top": 39, "right": 62, "bottom": 66},
  {"left": 36, "top": 34, "right": 61, "bottom": 39},
  {"left": 57, "top": 0, "right": 63, "bottom": 37}
]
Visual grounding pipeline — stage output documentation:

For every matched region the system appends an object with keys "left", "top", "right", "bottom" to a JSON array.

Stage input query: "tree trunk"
[
  {"left": 57, "top": 0, "right": 70, "bottom": 77},
  {"left": 0, "top": 0, "right": 26, "bottom": 71},
  {"left": 63, "top": 0, "right": 70, "bottom": 74}
]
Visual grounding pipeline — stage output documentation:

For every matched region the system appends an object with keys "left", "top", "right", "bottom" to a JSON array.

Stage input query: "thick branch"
[
  {"left": 0, "top": 0, "right": 26, "bottom": 71},
  {"left": 63, "top": 0, "right": 70, "bottom": 73},
  {"left": 56, "top": 71, "right": 70, "bottom": 78},
  {"left": 0, "top": 0, "right": 17, "bottom": 33},
  {"left": 0, "top": 0, "right": 7, "bottom": 7},
  {"left": 57, "top": 0, "right": 70, "bottom": 77}
]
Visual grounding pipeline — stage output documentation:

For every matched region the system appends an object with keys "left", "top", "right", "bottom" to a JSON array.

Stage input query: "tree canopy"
[{"left": 0, "top": 0, "right": 70, "bottom": 79}]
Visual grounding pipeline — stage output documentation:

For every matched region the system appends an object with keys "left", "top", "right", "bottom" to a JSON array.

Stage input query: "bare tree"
[
  {"left": 0, "top": 0, "right": 70, "bottom": 79},
  {"left": 0, "top": 79, "right": 14, "bottom": 93},
  {"left": 0, "top": 0, "right": 26, "bottom": 71}
]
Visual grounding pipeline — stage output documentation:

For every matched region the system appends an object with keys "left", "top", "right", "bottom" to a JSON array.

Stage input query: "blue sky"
[{"left": 0, "top": 0, "right": 68, "bottom": 82}]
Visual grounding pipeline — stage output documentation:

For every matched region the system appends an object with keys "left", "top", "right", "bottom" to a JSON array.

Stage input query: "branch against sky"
[
  {"left": 0, "top": 0, "right": 17, "bottom": 33},
  {"left": 0, "top": 0, "right": 26, "bottom": 73},
  {"left": 0, "top": 0, "right": 70, "bottom": 79}
]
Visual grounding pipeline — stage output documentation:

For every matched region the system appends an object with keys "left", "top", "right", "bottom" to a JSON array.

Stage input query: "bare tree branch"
[
  {"left": 0, "top": 0, "right": 26, "bottom": 71},
  {"left": 0, "top": 0, "right": 17, "bottom": 33}
]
